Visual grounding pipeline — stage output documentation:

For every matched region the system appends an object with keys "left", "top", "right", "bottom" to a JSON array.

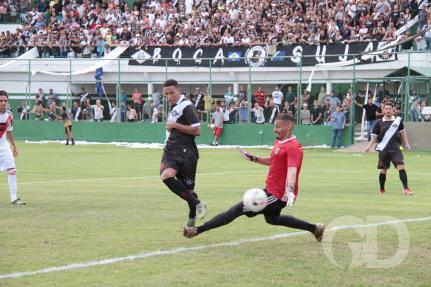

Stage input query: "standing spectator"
[
  {"left": 17, "top": 101, "right": 30, "bottom": 120},
  {"left": 331, "top": 105, "right": 346, "bottom": 148},
  {"left": 300, "top": 103, "right": 311, "bottom": 124},
  {"left": 110, "top": 102, "right": 118, "bottom": 122},
  {"left": 272, "top": 85, "right": 284, "bottom": 110},
  {"left": 120, "top": 102, "right": 126, "bottom": 122},
  {"left": 47, "top": 89, "right": 58, "bottom": 106},
  {"left": 132, "top": 88, "right": 143, "bottom": 121},
  {"left": 238, "top": 85, "right": 247, "bottom": 103},
  {"left": 151, "top": 103, "right": 160, "bottom": 123},
  {"left": 317, "top": 86, "right": 329, "bottom": 106},
  {"left": 224, "top": 86, "right": 234, "bottom": 106},
  {"left": 204, "top": 87, "right": 214, "bottom": 114},
  {"left": 152, "top": 87, "right": 161, "bottom": 108},
  {"left": 238, "top": 101, "right": 249, "bottom": 123},
  {"left": 322, "top": 99, "right": 333, "bottom": 126},
  {"left": 142, "top": 99, "right": 152, "bottom": 123},
  {"left": 251, "top": 103, "right": 265, "bottom": 124},
  {"left": 355, "top": 97, "right": 378, "bottom": 141},
  {"left": 329, "top": 91, "right": 341, "bottom": 112},
  {"left": 157, "top": 106, "right": 165, "bottom": 122},
  {"left": 254, "top": 86, "right": 266, "bottom": 107},
  {"left": 301, "top": 90, "right": 312, "bottom": 107},
  {"left": 193, "top": 87, "right": 205, "bottom": 121},
  {"left": 285, "top": 86, "right": 296, "bottom": 104},
  {"left": 267, "top": 99, "right": 280, "bottom": 124},
  {"left": 92, "top": 99, "right": 104, "bottom": 122},
  {"left": 71, "top": 102, "right": 79, "bottom": 120},
  {"left": 311, "top": 100, "right": 323, "bottom": 125},
  {"left": 423, "top": 18, "right": 431, "bottom": 50},
  {"left": 418, "top": 5, "right": 428, "bottom": 30},
  {"left": 120, "top": 89, "right": 128, "bottom": 105},
  {"left": 210, "top": 105, "right": 224, "bottom": 146},
  {"left": 35, "top": 88, "right": 45, "bottom": 106}
]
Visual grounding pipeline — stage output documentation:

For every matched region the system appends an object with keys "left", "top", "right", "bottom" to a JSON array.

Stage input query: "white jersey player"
[{"left": 0, "top": 90, "right": 25, "bottom": 205}]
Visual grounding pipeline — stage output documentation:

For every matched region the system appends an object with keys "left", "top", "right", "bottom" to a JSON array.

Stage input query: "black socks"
[
  {"left": 399, "top": 169, "right": 408, "bottom": 189},
  {"left": 163, "top": 177, "right": 200, "bottom": 218},
  {"left": 379, "top": 173, "right": 386, "bottom": 190}
]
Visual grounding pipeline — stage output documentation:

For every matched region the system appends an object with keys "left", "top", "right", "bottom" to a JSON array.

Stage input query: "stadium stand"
[{"left": 0, "top": 0, "right": 428, "bottom": 58}]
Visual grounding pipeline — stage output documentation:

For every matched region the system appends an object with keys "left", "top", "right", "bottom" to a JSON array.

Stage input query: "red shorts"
[{"left": 214, "top": 127, "right": 223, "bottom": 136}]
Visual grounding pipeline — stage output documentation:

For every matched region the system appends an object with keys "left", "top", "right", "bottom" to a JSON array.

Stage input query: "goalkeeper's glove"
[
  {"left": 282, "top": 190, "right": 296, "bottom": 208},
  {"left": 238, "top": 148, "right": 258, "bottom": 162}
]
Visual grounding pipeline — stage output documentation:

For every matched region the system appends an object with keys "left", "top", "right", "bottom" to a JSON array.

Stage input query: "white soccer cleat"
[
  {"left": 11, "top": 198, "right": 26, "bottom": 206},
  {"left": 196, "top": 202, "right": 207, "bottom": 219}
]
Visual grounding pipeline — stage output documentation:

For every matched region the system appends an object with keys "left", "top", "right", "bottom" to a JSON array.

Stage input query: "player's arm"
[
  {"left": 6, "top": 131, "right": 18, "bottom": 157},
  {"left": 282, "top": 167, "right": 297, "bottom": 207},
  {"left": 364, "top": 122, "right": 379, "bottom": 152},
  {"left": 238, "top": 149, "right": 271, "bottom": 166},
  {"left": 166, "top": 122, "right": 200, "bottom": 136},
  {"left": 399, "top": 122, "right": 411, "bottom": 150}
]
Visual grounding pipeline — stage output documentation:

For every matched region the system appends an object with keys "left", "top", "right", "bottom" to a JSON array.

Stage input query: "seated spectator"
[
  {"left": 31, "top": 101, "right": 44, "bottom": 120},
  {"left": 126, "top": 104, "right": 137, "bottom": 122},
  {"left": 17, "top": 101, "right": 30, "bottom": 120}
]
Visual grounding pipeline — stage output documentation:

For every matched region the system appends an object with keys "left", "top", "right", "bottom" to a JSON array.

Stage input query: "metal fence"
[{"left": 2, "top": 50, "right": 430, "bottom": 141}]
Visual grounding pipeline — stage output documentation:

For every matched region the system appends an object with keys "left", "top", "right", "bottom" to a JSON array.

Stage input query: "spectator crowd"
[{"left": 1, "top": 0, "right": 430, "bottom": 58}]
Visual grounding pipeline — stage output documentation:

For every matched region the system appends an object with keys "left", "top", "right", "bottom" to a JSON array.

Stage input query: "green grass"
[{"left": 0, "top": 143, "right": 430, "bottom": 286}]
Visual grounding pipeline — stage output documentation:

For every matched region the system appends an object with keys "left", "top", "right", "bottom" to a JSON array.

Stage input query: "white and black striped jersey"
[
  {"left": 165, "top": 95, "right": 200, "bottom": 156},
  {"left": 372, "top": 116, "right": 404, "bottom": 152}
]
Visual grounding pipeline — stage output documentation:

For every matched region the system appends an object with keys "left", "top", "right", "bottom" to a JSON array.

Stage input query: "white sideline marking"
[
  {"left": 2, "top": 169, "right": 429, "bottom": 186},
  {"left": 0, "top": 170, "right": 264, "bottom": 186},
  {"left": 1, "top": 216, "right": 430, "bottom": 280}
]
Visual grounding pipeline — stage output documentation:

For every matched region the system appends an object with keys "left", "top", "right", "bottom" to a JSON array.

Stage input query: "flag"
[
  {"left": 271, "top": 51, "right": 286, "bottom": 62},
  {"left": 227, "top": 51, "right": 241, "bottom": 62},
  {"left": 95, "top": 67, "right": 104, "bottom": 97}
]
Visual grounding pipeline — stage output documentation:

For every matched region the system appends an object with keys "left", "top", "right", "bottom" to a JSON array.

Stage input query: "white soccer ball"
[
  {"left": 209, "top": 123, "right": 215, "bottom": 129},
  {"left": 243, "top": 188, "right": 268, "bottom": 212}
]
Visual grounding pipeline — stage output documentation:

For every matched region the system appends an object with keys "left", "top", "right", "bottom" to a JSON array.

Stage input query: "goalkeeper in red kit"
[{"left": 183, "top": 113, "right": 325, "bottom": 241}]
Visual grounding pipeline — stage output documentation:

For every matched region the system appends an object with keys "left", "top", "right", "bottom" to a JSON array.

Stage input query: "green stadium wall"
[{"left": 13, "top": 121, "right": 353, "bottom": 147}]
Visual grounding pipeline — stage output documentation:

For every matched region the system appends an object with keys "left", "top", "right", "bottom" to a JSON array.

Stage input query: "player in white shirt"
[{"left": 0, "top": 91, "right": 25, "bottom": 205}]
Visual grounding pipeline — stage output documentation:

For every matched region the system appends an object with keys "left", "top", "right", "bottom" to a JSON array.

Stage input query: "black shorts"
[
  {"left": 134, "top": 103, "right": 142, "bottom": 113},
  {"left": 241, "top": 191, "right": 286, "bottom": 218},
  {"left": 160, "top": 149, "right": 198, "bottom": 190},
  {"left": 64, "top": 125, "right": 72, "bottom": 134},
  {"left": 377, "top": 149, "right": 404, "bottom": 169}
]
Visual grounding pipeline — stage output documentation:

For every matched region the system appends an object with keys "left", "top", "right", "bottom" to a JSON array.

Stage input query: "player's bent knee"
[
  {"left": 7, "top": 168, "right": 16, "bottom": 176},
  {"left": 160, "top": 168, "right": 177, "bottom": 180},
  {"left": 396, "top": 165, "right": 405, "bottom": 171},
  {"left": 380, "top": 169, "right": 387, "bottom": 174},
  {"left": 264, "top": 215, "right": 279, "bottom": 225}
]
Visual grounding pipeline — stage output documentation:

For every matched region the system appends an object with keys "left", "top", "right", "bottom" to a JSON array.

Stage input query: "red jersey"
[{"left": 266, "top": 136, "right": 303, "bottom": 200}]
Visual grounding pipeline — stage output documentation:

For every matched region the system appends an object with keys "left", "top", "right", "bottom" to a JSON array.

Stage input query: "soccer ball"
[
  {"left": 209, "top": 123, "right": 215, "bottom": 129},
  {"left": 242, "top": 188, "right": 268, "bottom": 212}
]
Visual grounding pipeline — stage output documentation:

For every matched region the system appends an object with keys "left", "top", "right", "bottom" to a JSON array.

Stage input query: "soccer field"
[{"left": 1, "top": 143, "right": 430, "bottom": 286}]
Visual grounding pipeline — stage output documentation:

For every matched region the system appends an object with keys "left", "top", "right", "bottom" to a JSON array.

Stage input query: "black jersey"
[
  {"left": 372, "top": 116, "right": 404, "bottom": 152},
  {"left": 164, "top": 95, "right": 200, "bottom": 156}
]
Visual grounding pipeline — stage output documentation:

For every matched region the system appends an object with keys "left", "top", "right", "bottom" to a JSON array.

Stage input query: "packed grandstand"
[{"left": 0, "top": 0, "right": 430, "bottom": 58}]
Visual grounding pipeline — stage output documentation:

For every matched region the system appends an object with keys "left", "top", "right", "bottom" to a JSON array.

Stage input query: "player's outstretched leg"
[
  {"left": 184, "top": 201, "right": 244, "bottom": 238},
  {"left": 264, "top": 214, "right": 325, "bottom": 241}
]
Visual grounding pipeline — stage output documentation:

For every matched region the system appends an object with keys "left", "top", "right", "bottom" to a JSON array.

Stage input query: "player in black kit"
[
  {"left": 160, "top": 79, "right": 207, "bottom": 227},
  {"left": 364, "top": 101, "right": 412, "bottom": 195}
]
